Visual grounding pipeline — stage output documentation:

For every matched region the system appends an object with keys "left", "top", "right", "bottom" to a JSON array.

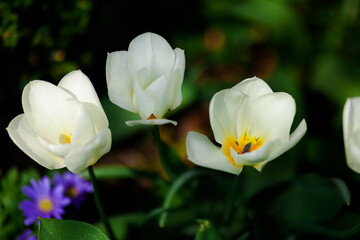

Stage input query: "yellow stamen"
[
  {"left": 38, "top": 198, "right": 54, "bottom": 213},
  {"left": 59, "top": 134, "right": 71, "bottom": 144},
  {"left": 221, "top": 132, "right": 264, "bottom": 166}
]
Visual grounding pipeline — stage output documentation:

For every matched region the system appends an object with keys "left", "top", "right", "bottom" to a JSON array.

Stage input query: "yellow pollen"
[
  {"left": 38, "top": 198, "right": 54, "bottom": 213},
  {"left": 59, "top": 134, "right": 71, "bottom": 144},
  {"left": 221, "top": 132, "right": 264, "bottom": 166},
  {"left": 147, "top": 114, "right": 157, "bottom": 120}
]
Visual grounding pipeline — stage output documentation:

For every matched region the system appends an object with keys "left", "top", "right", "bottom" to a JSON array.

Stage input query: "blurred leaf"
[
  {"left": 330, "top": 178, "right": 351, "bottom": 206},
  {"left": 81, "top": 166, "right": 137, "bottom": 180},
  {"left": 97, "top": 213, "right": 145, "bottom": 240},
  {"left": 0, "top": 168, "right": 39, "bottom": 239},
  {"left": 236, "top": 231, "right": 250, "bottom": 240},
  {"left": 153, "top": 126, "right": 187, "bottom": 180},
  {"left": 294, "top": 212, "right": 360, "bottom": 238},
  {"left": 38, "top": 218, "right": 109, "bottom": 240},
  {"left": 269, "top": 174, "right": 344, "bottom": 224},
  {"left": 159, "top": 169, "right": 206, "bottom": 227},
  {"left": 313, "top": 54, "right": 360, "bottom": 107},
  {"left": 195, "top": 220, "right": 222, "bottom": 240}
]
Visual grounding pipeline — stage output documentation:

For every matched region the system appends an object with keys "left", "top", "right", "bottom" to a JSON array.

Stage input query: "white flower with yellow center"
[
  {"left": 186, "top": 77, "right": 307, "bottom": 175},
  {"left": 7, "top": 70, "right": 111, "bottom": 174},
  {"left": 106, "top": 32, "right": 185, "bottom": 126},
  {"left": 343, "top": 97, "right": 360, "bottom": 173}
]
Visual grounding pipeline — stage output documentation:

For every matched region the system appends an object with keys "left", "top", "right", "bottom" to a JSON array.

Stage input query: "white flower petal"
[
  {"left": 22, "top": 80, "right": 79, "bottom": 144},
  {"left": 125, "top": 118, "right": 177, "bottom": 126},
  {"left": 38, "top": 135, "right": 79, "bottom": 158},
  {"left": 64, "top": 127, "right": 112, "bottom": 174},
  {"left": 343, "top": 98, "right": 360, "bottom": 173},
  {"left": 133, "top": 72, "right": 155, "bottom": 119},
  {"left": 71, "top": 103, "right": 96, "bottom": 145},
  {"left": 345, "top": 132, "right": 360, "bottom": 173},
  {"left": 170, "top": 48, "right": 185, "bottom": 110},
  {"left": 233, "top": 76, "right": 273, "bottom": 98},
  {"left": 245, "top": 92, "right": 296, "bottom": 142},
  {"left": 128, "top": 32, "right": 175, "bottom": 81},
  {"left": 266, "top": 119, "right": 307, "bottom": 162},
  {"left": 231, "top": 139, "right": 281, "bottom": 166},
  {"left": 106, "top": 51, "right": 135, "bottom": 112},
  {"left": 7, "top": 114, "right": 65, "bottom": 169},
  {"left": 58, "top": 70, "right": 104, "bottom": 112},
  {"left": 58, "top": 70, "right": 109, "bottom": 127},
  {"left": 186, "top": 131, "right": 242, "bottom": 175},
  {"left": 210, "top": 89, "right": 245, "bottom": 144},
  {"left": 145, "top": 75, "right": 170, "bottom": 118}
]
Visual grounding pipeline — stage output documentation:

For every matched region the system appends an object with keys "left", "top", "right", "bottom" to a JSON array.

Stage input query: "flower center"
[
  {"left": 59, "top": 134, "right": 71, "bottom": 144},
  {"left": 221, "top": 132, "right": 264, "bottom": 166},
  {"left": 38, "top": 198, "right": 54, "bottom": 213},
  {"left": 66, "top": 186, "right": 78, "bottom": 199}
]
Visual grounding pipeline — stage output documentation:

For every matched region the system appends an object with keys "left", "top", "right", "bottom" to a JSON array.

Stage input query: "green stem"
[
  {"left": 88, "top": 166, "right": 116, "bottom": 240},
  {"left": 153, "top": 125, "right": 176, "bottom": 180},
  {"left": 223, "top": 174, "right": 242, "bottom": 224}
]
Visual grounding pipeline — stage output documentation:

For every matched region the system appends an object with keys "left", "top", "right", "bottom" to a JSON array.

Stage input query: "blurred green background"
[{"left": 2, "top": 0, "right": 360, "bottom": 239}]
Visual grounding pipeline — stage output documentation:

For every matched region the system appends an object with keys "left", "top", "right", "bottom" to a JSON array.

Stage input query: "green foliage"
[
  {"left": 38, "top": 218, "right": 109, "bottom": 240},
  {"left": 0, "top": 168, "right": 39, "bottom": 239},
  {"left": 195, "top": 220, "right": 222, "bottom": 240}
]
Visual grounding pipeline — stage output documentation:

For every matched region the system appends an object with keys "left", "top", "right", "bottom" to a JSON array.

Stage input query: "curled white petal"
[
  {"left": 255, "top": 119, "right": 307, "bottom": 171},
  {"left": 106, "top": 51, "right": 135, "bottom": 112},
  {"left": 64, "top": 127, "right": 112, "bottom": 174},
  {"left": 343, "top": 98, "right": 360, "bottom": 173},
  {"left": 170, "top": 48, "right": 185, "bottom": 110},
  {"left": 231, "top": 139, "right": 281, "bottom": 166},
  {"left": 22, "top": 80, "right": 78, "bottom": 144},
  {"left": 210, "top": 89, "right": 245, "bottom": 144},
  {"left": 233, "top": 76, "right": 273, "bottom": 98},
  {"left": 186, "top": 131, "right": 242, "bottom": 175},
  {"left": 128, "top": 32, "right": 175, "bottom": 80},
  {"left": 7, "top": 114, "right": 65, "bottom": 169},
  {"left": 125, "top": 119, "right": 177, "bottom": 127},
  {"left": 244, "top": 92, "right": 296, "bottom": 142}
]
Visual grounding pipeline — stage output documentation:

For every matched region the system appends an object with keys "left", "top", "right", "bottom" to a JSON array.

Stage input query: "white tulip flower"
[
  {"left": 106, "top": 32, "right": 185, "bottom": 126},
  {"left": 7, "top": 70, "right": 111, "bottom": 174},
  {"left": 343, "top": 97, "right": 360, "bottom": 173},
  {"left": 186, "top": 77, "right": 307, "bottom": 175}
]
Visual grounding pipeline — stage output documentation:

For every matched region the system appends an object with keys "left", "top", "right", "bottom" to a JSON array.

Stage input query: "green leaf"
[
  {"left": 195, "top": 220, "right": 222, "bottom": 240},
  {"left": 81, "top": 166, "right": 136, "bottom": 180},
  {"left": 330, "top": 178, "right": 351, "bottom": 206},
  {"left": 236, "top": 231, "right": 250, "bottom": 240},
  {"left": 269, "top": 174, "right": 344, "bottom": 224},
  {"left": 38, "top": 218, "right": 109, "bottom": 240},
  {"left": 159, "top": 170, "right": 206, "bottom": 227},
  {"left": 153, "top": 126, "right": 186, "bottom": 180},
  {"left": 294, "top": 212, "right": 360, "bottom": 238}
]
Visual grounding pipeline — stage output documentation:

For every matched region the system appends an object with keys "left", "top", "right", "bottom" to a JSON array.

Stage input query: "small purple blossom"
[
  {"left": 19, "top": 176, "right": 71, "bottom": 225},
  {"left": 53, "top": 171, "right": 93, "bottom": 209},
  {"left": 17, "top": 229, "right": 37, "bottom": 240}
]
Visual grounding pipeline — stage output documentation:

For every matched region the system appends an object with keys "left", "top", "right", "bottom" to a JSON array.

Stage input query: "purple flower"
[
  {"left": 53, "top": 171, "right": 93, "bottom": 209},
  {"left": 19, "top": 176, "right": 71, "bottom": 225},
  {"left": 17, "top": 229, "right": 37, "bottom": 240}
]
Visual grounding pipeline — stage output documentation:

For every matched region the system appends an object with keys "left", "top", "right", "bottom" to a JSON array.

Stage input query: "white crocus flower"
[
  {"left": 106, "top": 32, "right": 185, "bottom": 126},
  {"left": 343, "top": 97, "right": 360, "bottom": 173},
  {"left": 186, "top": 77, "right": 307, "bottom": 175},
  {"left": 7, "top": 70, "right": 111, "bottom": 174}
]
